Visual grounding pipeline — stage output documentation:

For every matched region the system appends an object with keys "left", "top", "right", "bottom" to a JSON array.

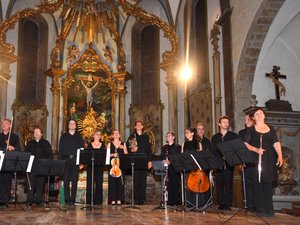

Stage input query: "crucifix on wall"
[{"left": 265, "top": 65, "right": 287, "bottom": 100}]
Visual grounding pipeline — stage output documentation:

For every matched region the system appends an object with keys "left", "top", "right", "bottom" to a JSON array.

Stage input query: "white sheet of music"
[
  {"left": 105, "top": 148, "right": 111, "bottom": 165},
  {"left": 0, "top": 151, "right": 4, "bottom": 171},
  {"left": 26, "top": 155, "right": 35, "bottom": 173},
  {"left": 76, "top": 148, "right": 82, "bottom": 165}
]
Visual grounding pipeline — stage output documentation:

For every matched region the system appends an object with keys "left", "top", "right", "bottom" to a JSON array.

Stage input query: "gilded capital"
[
  {"left": 0, "top": 52, "right": 18, "bottom": 80},
  {"left": 45, "top": 68, "right": 65, "bottom": 94}
]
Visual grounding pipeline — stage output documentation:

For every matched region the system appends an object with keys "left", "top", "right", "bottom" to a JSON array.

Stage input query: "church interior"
[{"left": 0, "top": 0, "right": 300, "bottom": 224}]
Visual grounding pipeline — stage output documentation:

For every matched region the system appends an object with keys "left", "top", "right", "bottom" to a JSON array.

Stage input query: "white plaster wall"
[
  {"left": 253, "top": 0, "right": 300, "bottom": 110},
  {"left": 122, "top": 0, "right": 171, "bottom": 140},
  {"left": 231, "top": 0, "right": 262, "bottom": 80}
]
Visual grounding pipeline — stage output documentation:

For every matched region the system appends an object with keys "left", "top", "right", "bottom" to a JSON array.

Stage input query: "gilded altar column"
[
  {"left": 114, "top": 71, "right": 131, "bottom": 140},
  {"left": 46, "top": 68, "right": 65, "bottom": 154},
  {"left": 210, "top": 24, "right": 222, "bottom": 132},
  {"left": 0, "top": 53, "right": 18, "bottom": 119},
  {"left": 161, "top": 62, "right": 178, "bottom": 138}
]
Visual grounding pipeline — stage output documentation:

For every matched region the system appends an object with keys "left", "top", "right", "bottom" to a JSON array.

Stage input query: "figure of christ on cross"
[
  {"left": 265, "top": 65, "right": 287, "bottom": 100},
  {"left": 80, "top": 79, "right": 99, "bottom": 108}
]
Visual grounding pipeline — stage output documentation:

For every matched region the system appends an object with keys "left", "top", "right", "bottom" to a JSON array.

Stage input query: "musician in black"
[
  {"left": 86, "top": 129, "right": 106, "bottom": 206},
  {"left": 238, "top": 114, "right": 256, "bottom": 212},
  {"left": 0, "top": 118, "right": 21, "bottom": 209},
  {"left": 211, "top": 116, "right": 238, "bottom": 210},
  {"left": 161, "top": 131, "right": 181, "bottom": 206},
  {"left": 25, "top": 127, "right": 52, "bottom": 209},
  {"left": 196, "top": 123, "right": 212, "bottom": 206},
  {"left": 243, "top": 108, "right": 283, "bottom": 217},
  {"left": 126, "top": 121, "right": 152, "bottom": 205},
  {"left": 59, "top": 119, "right": 84, "bottom": 206},
  {"left": 107, "top": 129, "right": 128, "bottom": 205}
]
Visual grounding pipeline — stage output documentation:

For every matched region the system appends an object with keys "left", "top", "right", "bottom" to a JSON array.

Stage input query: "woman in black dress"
[
  {"left": 244, "top": 108, "right": 283, "bottom": 217},
  {"left": 107, "top": 130, "right": 128, "bottom": 205},
  {"left": 86, "top": 129, "right": 105, "bottom": 206},
  {"left": 161, "top": 131, "right": 181, "bottom": 205}
]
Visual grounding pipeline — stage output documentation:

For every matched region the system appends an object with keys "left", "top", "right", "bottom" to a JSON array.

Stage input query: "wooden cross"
[{"left": 265, "top": 65, "right": 287, "bottom": 100}]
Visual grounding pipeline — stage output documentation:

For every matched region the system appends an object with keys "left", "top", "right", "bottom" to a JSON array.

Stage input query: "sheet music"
[
  {"left": 0, "top": 152, "right": 4, "bottom": 171},
  {"left": 105, "top": 148, "right": 111, "bottom": 165},
  {"left": 76, "top": 148, "right": 83, "bottom": 165},
  {"left": 26, "top": 155, "right": 35, "bottom": 173}
]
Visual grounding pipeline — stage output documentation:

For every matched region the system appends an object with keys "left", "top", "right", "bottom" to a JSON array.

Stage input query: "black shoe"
[
  {"left": 25, "top": 203, "right": 32, "bottom": 211},
  {"left": 246, "top": 208, "right": 255, "bottom": 213},
  {"left": 217, "top": 205, "right": 224, "bottom": 210},
  {"left": 224, "top": 205, "right": 231, "bottom": 211},
  {"left": 0, "top": 203, "right": 7, "bottom": 210}
]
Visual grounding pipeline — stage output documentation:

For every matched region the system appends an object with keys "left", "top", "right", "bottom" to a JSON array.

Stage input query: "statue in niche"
[
  {"left": 278, "top": 151, "right": 297, "bottom": 195},
  {"left": 80, "top": 73, "right": 99, "bottom": 108},
  {"left": 278, "top": 154, "right": 296, "bottom": 184},
  {"left": 69, "top": 102, "right": 79, "bottom": 122}
]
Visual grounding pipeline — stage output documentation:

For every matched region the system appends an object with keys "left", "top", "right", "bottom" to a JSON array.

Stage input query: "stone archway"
[{"left": 234, "top": 0, "right": 285, "bottom": 130}]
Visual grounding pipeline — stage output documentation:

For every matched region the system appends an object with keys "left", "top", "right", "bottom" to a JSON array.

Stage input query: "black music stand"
[
  {"left": 79, "top": 148, "right": 106, "bottom": 211},
  {"left": 217, "top": 138, "right": 268, "bottom": 224},
  {"left": 120, "top": 153, "right": 147, "bottom": 210},
  {"left": 151, "top": 160, "right": 176, "bottom": 211},
  {"left": 0, "top": 151, "right": 32, "bottom": 209},
  {"left": 190, "top": 150, "right": 223, "bottom": 215},
  {"left": 34, "top": 159, "right": 66, "bottom": 211},
  {"left": 169, "top": 152, "right": 197, "bottom": 211}
]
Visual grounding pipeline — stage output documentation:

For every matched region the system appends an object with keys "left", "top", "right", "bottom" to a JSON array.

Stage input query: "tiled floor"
[{"left": 0, "top": 203, "right": 298, "bottom": 225}]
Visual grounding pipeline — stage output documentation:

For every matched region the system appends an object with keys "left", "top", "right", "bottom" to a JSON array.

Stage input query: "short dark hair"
[{"left": 218, "top": 116, "right": 230, "bottom": 124}]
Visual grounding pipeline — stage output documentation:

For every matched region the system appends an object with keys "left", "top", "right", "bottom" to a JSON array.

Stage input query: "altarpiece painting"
[{"left": 62, "top": 43, "right": 117, "bottom": 142}]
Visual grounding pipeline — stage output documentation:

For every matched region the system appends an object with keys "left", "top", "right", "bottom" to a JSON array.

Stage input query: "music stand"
[
  {"left": 120, "top": 153, "right": 147, "bottom": 210},
  {"left": 169, "top": 152, "right": 197, "bottom": 211},
  {"left": 190, "top": 150, "right": 223, "bottom": 216},
  {"left": 0, "top": 151, "right": 32, "bottom": 210},
  {"left": 151, "top": 160, "right": 176, "bottom": 211},
  {"left": 34, "top": 159, "right": 66, "bottom": 211},
  {"left": 79, "top": 148, "right": 106, "bottom": 211},
  {"left": 217, "top": 138, "right": 268, "bottom": 224}
]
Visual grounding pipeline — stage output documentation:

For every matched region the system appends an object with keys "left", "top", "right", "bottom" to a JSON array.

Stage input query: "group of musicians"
[{"left": 0, "top": 109, "right": 283, "bottom": 217}]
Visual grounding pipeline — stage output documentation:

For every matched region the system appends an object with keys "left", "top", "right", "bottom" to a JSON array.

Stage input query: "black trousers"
[
  {"left": 108, "top": 173, "right": 125, "bottom": 203},
  {"left": 215, "top": 167, "right": 234, "bottom": 207},
  {"left": 62, "top": 157, "right": 79, "bottom": 204},
  {"left": 244, "top": 165, "right": 256, "bottom": 210},
  {"left": 27, "top": 174, "right": 46, "bottom": 204},
  {"left": 166, "top": 166, "right": 180, "bottom": 205},
  {"left": 0, "top": 172, "right": 13, "bottom": 204},
  {"left": 254, "top": 181, "right": 274, "bottom": 216},
  {"left": 86, "top": 165, "right": 104, "bottom": 205},
  {"left": 134, "top": 170, "right": 147, "bottom": 204}
]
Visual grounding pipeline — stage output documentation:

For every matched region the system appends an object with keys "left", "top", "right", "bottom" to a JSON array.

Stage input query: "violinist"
[
  {"left": 161, "top": 131, "right": 181, "bottom": 206},
  {"left": 0, "top": 118, "right": 21, "bottom": 209},
  {"left": 211, "top": 116, "right": 238, "bottom": 211},
  {"left": 107, "top": 130, "right": 128, "bottom": 205},
  {"left": 86, "top": 129, "right": 105, "bottom": 207}
]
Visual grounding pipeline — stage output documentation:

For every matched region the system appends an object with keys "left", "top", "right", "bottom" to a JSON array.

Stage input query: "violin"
[
  {"left": 110, "top": 154, "right": 122, "bottom": 178},
  {"left": 186, "top": 169, "right": 210, "bottom": 193}
]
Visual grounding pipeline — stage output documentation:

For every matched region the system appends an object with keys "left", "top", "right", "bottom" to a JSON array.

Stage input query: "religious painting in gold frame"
[{"left": 62, "top": 43, "right": 117, "bottom": 142}]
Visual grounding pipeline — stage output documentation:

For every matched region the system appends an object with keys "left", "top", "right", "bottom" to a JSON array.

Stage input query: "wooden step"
[
  {"left": 283, "top": 208, "right": 300, "bottom": 216},
  {"left": 292, "top": 202, "right": 300, "bottom": 208}
]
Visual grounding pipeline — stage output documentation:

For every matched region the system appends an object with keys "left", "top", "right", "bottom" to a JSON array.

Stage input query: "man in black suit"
[{"left": 0, "top": 118, "right": 21, "bottom": 209}]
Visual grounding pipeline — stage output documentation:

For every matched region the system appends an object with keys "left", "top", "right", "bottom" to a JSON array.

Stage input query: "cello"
[{"left": 186, "top": 141, "right": 210, "bottom": 193}]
